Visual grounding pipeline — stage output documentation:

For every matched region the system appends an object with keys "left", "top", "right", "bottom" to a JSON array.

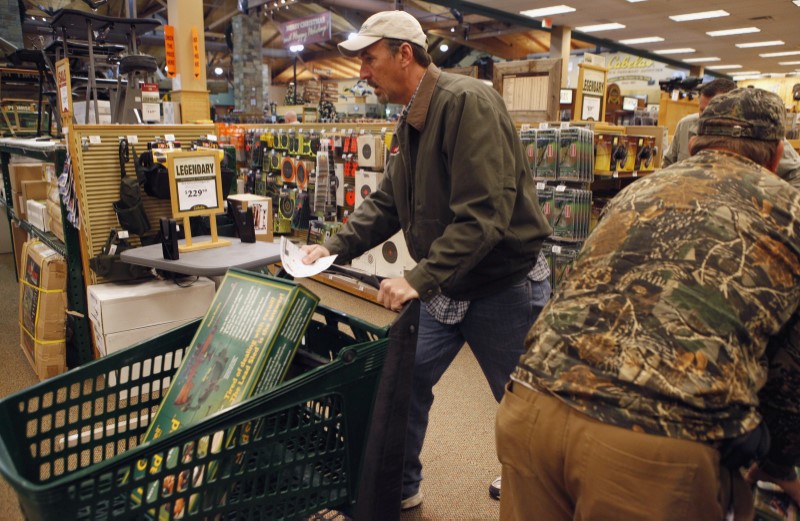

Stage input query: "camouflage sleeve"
[{"left": 759, "top": 313, "right": 800, "bottom": 477}]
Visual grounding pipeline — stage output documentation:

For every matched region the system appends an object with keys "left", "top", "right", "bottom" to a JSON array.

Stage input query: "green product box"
[
  {"left": 131, "top": 269, "right": 319, "bottom": 516},
  {"left": 535, "top": 129, "right": 559, "bottom": 180}
]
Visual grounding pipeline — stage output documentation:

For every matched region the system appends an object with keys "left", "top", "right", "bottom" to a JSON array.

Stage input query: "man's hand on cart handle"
[
  {"left": 378, "top": 278, "right": 419, "bottom": 312},
  {"left": 746, "top": 463, "right": 800, "bottom": 506},
  {"left": 302, "top": 244, "right": 331, "bottom": 264}
]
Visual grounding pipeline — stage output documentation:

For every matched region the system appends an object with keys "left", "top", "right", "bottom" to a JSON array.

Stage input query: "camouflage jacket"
[{"left": 512, "top": 150, "right": 800, "bottom": 467}]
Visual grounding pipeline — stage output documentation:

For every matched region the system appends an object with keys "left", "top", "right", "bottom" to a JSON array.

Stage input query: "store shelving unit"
[{"left": 0, "top": 137, "right": 92, "bottom": 367}]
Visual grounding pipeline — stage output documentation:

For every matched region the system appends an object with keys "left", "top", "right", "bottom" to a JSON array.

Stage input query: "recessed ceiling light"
[
  {"left": 779, "top": 61, "right": 800, "bottom": 65},
  {"left": 669, "top": 10, "right": 729, "bottom": 22},
  {"left": 707, "top": 64, "right": 743, "bottom": 70},
  {"left": 735, "top": 40, "right": 784, "bottom": 48},
  {"left": 730, "top": 71, "right": 760, "bottom": 75},
  {"left": 760, "top": 50, "right": 800, "bottom": 58},
  {"left": 575, "top": 23, "right": 625, "bottom": 33},
  {"left": 626, "top": 0, "right": 648, "bottom": 2},
  {"left": 519, "top": 5, "right": 575, "bottom": 18},
  {"left": 654, "top": 48, "right": 696, "bottom": 55},
  {"left": 619, "top": 36, "right": 664, "bottom": 44},
  {"left": 683, "top": 57, "right": 721, "bottom": 63},
  {"left": 706, "top": 27, "right": 760, "bottom": 37},
  {"left": 440, "top": 44, "right": 449, "bottom": 52},
  {"left": 214, "top": 67, "right": 223, "bottom": 75}
]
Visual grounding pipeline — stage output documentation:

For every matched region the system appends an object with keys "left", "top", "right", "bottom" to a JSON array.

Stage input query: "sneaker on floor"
[
  {"left": 401, "top": 491, "right": 424, "bottom": 510},
  {"left": 489, "top": 476, "right": 501, "bottom": 500}
]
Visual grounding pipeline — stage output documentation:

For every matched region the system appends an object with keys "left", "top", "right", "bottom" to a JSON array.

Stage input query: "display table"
[{"left": 120, "top": 236, "right": 281, "bottom": 277}]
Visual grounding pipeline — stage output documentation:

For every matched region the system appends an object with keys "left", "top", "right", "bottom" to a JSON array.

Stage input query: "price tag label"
[
  {"left": 172, "top": 154, "right": 220, "bottom": 212},
  {"left": 560, "top": 122, "right": 570, "bottom": 129},
  {"left": 632, "top": 171, "right": 638, "bottom": 177},
  {"left": 552, "top": 245, "right": 563, "bottom": 254},
  {"left": 539, "top": 122, "right": 549, "bottom": 129},
  {"left": 381, "top": 127, "right": 387, "bottom": 133},
  {"left": 536, "top": 182, "right": 546, "bottom": 190},
  {"left": 207, "top": 134, "right": 217, "bottom": 142},
  {"left": 520, "top": 124, "right": 531, "bottom": 132},
  {"left": 165, "top": 134, "right": 176, "bottom": 142},
  {"left": 88, "top": 135, "right": 101, "bottom": 144},
  {"left": 556, "top": 184, "right": 567, "bottom": 192},
  {"left": 126, "top": 135, "right": 139, "bottom": 144},
  {"left": 613, "top": 171, "right": 619, "bottom": 178}
]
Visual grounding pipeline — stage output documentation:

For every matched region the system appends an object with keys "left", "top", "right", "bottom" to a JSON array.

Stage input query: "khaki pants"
[{"left": 496, "top": 383, "right": 753, "bottom": 521}]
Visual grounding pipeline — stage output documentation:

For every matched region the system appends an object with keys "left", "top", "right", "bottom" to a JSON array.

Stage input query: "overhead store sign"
[{"left": 279, "top": 12, "right": 331, "bottom": 48}]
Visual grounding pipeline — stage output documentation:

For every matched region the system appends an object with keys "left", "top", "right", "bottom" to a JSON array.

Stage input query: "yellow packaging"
[{"left": 18, "top": 241, "right": 67, "bottom": 380}]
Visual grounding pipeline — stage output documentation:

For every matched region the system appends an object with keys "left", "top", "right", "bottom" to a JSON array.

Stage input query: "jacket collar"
[{"left": 406, "top": 64, "right": 440, "bottom": 132}]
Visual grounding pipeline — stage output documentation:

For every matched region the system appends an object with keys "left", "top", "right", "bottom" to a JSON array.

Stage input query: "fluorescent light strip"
[
  {"left": 730, "top": 71, "right": 760, "bottom": 75},
  {"left": 669, "top": 10, "right": 729, "bottom": 22},
  {"left": 683, "top": 57, "right": 720, "bottom": 63},
  {"left": 626, "top": 0, "right": 648, "bottom": 2},
  {"left": 779, "top": 61, "right": 800, "bottom": 65},
  {"left": 654, "top": 48, "right": 695, "bottom": 55},
  {"left": 575, "top": 23, "right": 625, "bottom": 32},
  {"left": 619, "top": 36, "right": 664, "bottom": 44},
  {"left": 707, "top": 64, "right": 743, "bottom": 70},
  {"left": 732, "top": 75, "right": 761, "bottom": 81},
  {"left": 706, "top": 27, "right": 760, "bottom": 37},
  {"left": 760, "top": 51, "right": 800, "bottom": 58},
  {"left": 519, "top": 5, "right": 575, "bottom": 18},
  {"left": 794, "top": 0, "right": 800, "bottom": 6},
  {"left": 735, "top": 40, "right": 784, "bottom": 48}
]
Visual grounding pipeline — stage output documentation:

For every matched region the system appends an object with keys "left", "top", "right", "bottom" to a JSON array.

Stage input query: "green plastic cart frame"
[{"left": 0, "top": 299, "right": 419, "bottom": 521}]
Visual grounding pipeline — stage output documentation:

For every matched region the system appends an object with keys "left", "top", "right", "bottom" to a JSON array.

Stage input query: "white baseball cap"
[{"left": 338, "top": 11, "right": 428, "bottom": 57}]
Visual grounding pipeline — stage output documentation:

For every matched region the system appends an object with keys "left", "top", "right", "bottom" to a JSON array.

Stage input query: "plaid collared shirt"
[{"left": 424, "top": 251, "right": 550, "bottom": 325}]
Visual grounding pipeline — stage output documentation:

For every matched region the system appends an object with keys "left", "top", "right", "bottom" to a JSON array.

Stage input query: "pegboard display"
[{"left": 69, "top": 124, "right": 215, "bottom": 284}]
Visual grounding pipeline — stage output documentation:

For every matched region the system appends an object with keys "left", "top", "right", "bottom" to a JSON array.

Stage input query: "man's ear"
[
  {"left": 767, "top": 140, "right": 784, "bottom": 174},
  {"left": 400, "top": 42, "right": 414, "bottom": 67}
]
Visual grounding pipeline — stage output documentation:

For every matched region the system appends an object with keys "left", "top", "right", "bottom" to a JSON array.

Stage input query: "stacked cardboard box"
[
  {"left": 18, "top": 241, "right": 67, "bottom": 380},
  {"left": 88, "top": 277, "right": 216, "bottom": 357}
]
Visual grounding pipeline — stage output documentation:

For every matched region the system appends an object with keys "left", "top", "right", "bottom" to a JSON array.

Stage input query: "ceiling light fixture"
[
  {"left": 760, "top": 50, "right": 800, "bottom": 57},
  {"left": 683, "top": 57, "right": 720, "bottom": 63},
  {"left": 214, "top": 67, "right": 223, "bottom": 75},
  {"left": 440, "top": 44, "right": 449, "bottom": 52},
  {"left": 450, "top": 27, "right": 455, "bottom": 33},
  {"left": 735, "top": 40, "right": 784, "bottom": 48},
  {"left": 575, "top": 22, "right": 625, "bottom": 33},
  {"left": 289, "top": 44, "right": 304, "bottom": 53},
  {"left": 794, "top": 0, "right": 800, "bottom": 6},
  {"left": 706, "top": 27, "right": 760, "bottom": 37},
  {"left": 707, "top": 64, "right": 743, "bottom": 70},
  {"left": 730, "top": 70, "right": 760, "bottom": 75},
  {"left": 519, "top": 5, "right": 575, "bottom": 18},
  {"left": 778, "top": 61, "right": 800, "bottom": 65},
  {"left": 654, "top": 48, "right": 695, "bottom": 55},
  {"left": 626, "top": 0, "right": 648, "bottom": 2},
  {"left": 619, "top": 36, "right": 664, "bottom": 44},
  {"left": 669, "top": 10, "right": 729, "bottom": 22}
]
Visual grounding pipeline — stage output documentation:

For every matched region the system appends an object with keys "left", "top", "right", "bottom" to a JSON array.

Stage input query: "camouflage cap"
[{"left": 697, "top": 88, "right": 786, "bottom": 141}]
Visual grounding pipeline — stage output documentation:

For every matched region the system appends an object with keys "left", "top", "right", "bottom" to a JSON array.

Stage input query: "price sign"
[{"left": 168, "top": 151, "right": 223, "bottom": 215}]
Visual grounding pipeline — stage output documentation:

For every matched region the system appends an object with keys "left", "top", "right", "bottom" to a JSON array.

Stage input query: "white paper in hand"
[{"left": 280, "top": 236, "right": 337, "bottom": 278}]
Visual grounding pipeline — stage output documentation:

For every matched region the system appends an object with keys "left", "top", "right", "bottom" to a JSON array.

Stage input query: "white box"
[
  {"left": 91, "top": 316, "right": 197, "bottom": 356},
  {"left": 355, "top": 169, "right": 383, "bottom": 208},
  {"left": 375, "top": 231, "right": 416, "bottom": 279},
  {"left": 87, "top": 277, "right": 215, "bottom": 336},
  {"left": 73, "top": 100, "right": 112, "bottom": 124},
  {"left": 26, "top": 199, "right": 49, "bottom": 232}
]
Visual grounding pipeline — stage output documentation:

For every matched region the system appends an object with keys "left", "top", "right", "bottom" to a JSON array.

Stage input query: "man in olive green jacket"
[{"left": 303, "top": 10, "right": 552, "bottom": 509}]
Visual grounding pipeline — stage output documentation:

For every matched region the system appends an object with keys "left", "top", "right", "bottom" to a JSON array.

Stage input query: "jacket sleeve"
[
  {"left": 758, "top": 313, "right": 800, "bottom": 479},
  {"left": 404, "top": 89, "right": 522, "bottom": 298},
  {"left": 662, "top": 122, "right": 682, "bottom": 167},
  {"left": 778, "top": 140, "right": 800, "bottom": 188},
  {"left": 323, "top": 172, "right": 400, "bottom": 265}
]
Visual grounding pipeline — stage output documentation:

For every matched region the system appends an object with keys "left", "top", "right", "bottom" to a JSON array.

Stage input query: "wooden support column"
[
  {"left": 549, "top": 26, "right": 572, "bottom": 88},
  {"left": 167, "top": 0, "right": 210, "bottom": 122},
  {"left": 689, "top": 65, "right": 705, "bottom": 78}
]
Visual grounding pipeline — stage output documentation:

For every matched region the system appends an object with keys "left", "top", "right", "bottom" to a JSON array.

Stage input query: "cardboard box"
[
  {"left": 18, "top": 241, "right": 67, "bottom": 380},
  {"left": 18, "top": 180, "right": 48, "bottom": 219},
  {"left": 26, "top": 199, "right": 49, "bottom": 232},
  {"left": 11, "top": 221, "right": 27, "bottom": 278},
  {"left": 87, "top": 277, "right": 216, "bottom": 338},
  {"left": 91, "top": 316, "right": 198, "bottom": 357},
  {"left": 46, "top": 199, "right": 64, "bottom": 242},
  {"left": 227, "top": 194, "right": 274, "bottom": 243},
  {"left": 9, "top": 163, "right": 44, "bottom": 194}
]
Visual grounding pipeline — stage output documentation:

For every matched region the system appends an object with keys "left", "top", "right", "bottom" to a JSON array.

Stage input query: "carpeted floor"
[{"left": 0, "top": 253, "right": 501, "bottom": 520}]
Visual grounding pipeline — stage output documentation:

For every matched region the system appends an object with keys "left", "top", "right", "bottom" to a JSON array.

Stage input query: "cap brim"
[{"left": 338, "top": 35, "right": 382, "bottom": 57}]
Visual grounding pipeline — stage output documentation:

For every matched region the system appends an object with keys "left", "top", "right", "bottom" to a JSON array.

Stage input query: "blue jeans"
[{"left": 402, "top": 277, "right": 551, "bottom": 498}]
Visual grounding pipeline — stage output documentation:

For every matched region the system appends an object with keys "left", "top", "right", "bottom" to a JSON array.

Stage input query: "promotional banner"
[{"left": 279, "top": 12, "right": 332, "bottom": 48}]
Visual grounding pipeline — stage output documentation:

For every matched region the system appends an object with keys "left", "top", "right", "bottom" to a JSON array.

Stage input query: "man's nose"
[{"left": 360, "top": 65, "right": 369, "bottom": 80}]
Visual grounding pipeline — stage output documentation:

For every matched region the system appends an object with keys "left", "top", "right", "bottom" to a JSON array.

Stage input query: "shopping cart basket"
[{"left": 0, "top": 300, "right": 419, "bottom": 521}]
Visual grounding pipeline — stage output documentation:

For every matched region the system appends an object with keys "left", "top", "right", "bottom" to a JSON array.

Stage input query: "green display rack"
[{"left": 0, "top": 140, "right": 93, "bottom": 367}]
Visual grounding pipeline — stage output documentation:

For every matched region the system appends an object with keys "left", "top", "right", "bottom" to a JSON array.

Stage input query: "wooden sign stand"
[
  {"left": 167, "top": 150, "right": 230, "bottom": 252},
  {"left": 574, "top": 62, "right": 609, "bottom": 123}
]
